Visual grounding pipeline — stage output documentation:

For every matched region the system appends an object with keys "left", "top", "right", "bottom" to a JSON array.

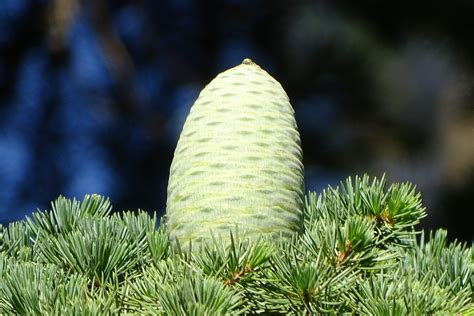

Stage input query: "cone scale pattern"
[{"left": 166, "top": 58, "right": 304, "bottom": 246}]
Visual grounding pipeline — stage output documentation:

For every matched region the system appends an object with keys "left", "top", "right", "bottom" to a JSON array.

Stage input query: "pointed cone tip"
[{"left": 241, "top": 58, "right": 258, "bottom": 66}]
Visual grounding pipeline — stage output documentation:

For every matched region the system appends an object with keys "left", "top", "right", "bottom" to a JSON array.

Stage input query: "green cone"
[{"left": 166, "top": 58, "right": 304, "bottom": 247}]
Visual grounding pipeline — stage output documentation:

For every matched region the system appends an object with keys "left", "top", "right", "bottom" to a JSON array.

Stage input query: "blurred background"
[{"left": 0, "top": 1, "right": 472, "bottom": 242}]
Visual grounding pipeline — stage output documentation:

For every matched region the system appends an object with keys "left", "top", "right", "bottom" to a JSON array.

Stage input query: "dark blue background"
[{"left": 1, "top": 0, "right": 472, "bottom": 242}]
